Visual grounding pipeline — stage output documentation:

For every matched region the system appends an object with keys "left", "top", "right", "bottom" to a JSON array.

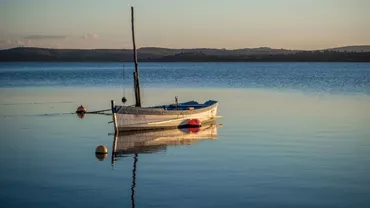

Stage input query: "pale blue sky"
[{"left": 1, "top": 0, "right": 369, "bottom": 49}]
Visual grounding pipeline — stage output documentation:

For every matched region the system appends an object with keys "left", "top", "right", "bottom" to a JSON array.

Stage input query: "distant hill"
[
  {"left": 138, "top": 47, "right": 297, "bottom": 56},
  {"left": 325, "top": 45, "right": 370, "bottom": 52},
  {"left": 0, "top": 46, "right": 369, "bottom": 62}
]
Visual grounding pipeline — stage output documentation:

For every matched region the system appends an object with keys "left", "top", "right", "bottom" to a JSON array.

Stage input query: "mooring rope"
[
  {"left": 122, "top": 61, "right": 127, "bottom": 105},
  {"left": 78, "top": 108, "right": 112, "bottom": 116},
  {"left": 83, "top": 109, "right": 111, "bottom": 114}
]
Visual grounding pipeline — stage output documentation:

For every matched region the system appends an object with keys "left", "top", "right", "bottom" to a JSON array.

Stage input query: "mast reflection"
[{"left": 131, "top": 153, "right": 138, "bottom": 208}]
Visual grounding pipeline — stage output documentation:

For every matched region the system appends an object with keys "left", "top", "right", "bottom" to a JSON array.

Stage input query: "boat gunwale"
[{"left": 115, "top": 101, "right": 218, "bottom": 116}]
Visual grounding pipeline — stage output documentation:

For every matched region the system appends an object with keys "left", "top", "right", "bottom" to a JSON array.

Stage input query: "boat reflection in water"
[
  {"left": 111, "top": 121, "right": 220, "bottom": 160},
  {"left": 110, "top": 121, "right": 221, "bottom": 208}
]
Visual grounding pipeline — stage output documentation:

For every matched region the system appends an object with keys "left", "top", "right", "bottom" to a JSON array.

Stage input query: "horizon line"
[{"left": 2, "top": 44, "right": 370, "bottom": 51}]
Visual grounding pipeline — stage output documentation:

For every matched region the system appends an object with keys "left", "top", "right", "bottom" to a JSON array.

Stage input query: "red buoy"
[
  {"left": 188, "top": 119, "right": 201, "bottom": 127},
  {"left": 76, "top": 105, "right": 87, "bottom": 113},
  {"left": 188, "top": 127, "right": 200, "bottom": 133}
]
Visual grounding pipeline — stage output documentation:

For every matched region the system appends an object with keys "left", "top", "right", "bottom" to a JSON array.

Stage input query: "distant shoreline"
[{"left": 1, "top": 47, "right": 369, "bottom": 62}]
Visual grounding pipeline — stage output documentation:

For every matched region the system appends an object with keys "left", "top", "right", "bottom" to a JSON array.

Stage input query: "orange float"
[{"left": 76, "top": 105, "right": 87, "bottom": 113}]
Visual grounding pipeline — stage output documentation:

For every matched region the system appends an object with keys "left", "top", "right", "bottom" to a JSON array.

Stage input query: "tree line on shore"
[{"left": 0, "top": 47, "right": 369, "bottom": 62}]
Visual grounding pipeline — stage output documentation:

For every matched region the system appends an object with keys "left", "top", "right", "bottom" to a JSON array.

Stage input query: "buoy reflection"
[
  {"left": 77, "top": 112, "right": 85, "bottom": 119},
  {"left": 95, "top": 153, "right": 107, "bottom": 161}
]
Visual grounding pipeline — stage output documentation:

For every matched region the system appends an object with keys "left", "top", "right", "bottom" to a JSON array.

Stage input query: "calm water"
[
  {"left": 1, "top": 62, "right": 369, "bottom": 94},
  {"left": 1, "top": 62, "right": 370, "bottom": 208}
]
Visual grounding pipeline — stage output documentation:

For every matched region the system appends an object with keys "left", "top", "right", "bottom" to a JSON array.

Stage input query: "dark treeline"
[
  {"left": 1, "top": 47, "right": 369, "bottom": 62},
  {"left": 154, "top": 51, "right": 370, "bottom": 62}
]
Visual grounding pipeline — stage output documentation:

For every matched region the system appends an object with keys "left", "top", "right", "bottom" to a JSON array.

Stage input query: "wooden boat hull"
[{"left": 113, "top": 101, "right": 218, "bottom": 132}]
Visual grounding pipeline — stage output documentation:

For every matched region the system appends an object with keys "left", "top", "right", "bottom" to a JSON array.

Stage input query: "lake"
[{"left": 0, "top": 62, "right": 370, "bottom": 208}]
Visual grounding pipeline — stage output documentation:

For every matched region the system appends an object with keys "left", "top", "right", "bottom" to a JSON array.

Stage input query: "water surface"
[
  {"left": 0, "top": 62, "right": 369, "bottom": 94},
  {"left": 0, "top": 62, "right": 370, "bottom": 208}
]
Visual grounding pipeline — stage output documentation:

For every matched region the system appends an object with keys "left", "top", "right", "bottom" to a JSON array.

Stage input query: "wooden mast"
[{"left": 131, "top": 6, "right": 141, "bottom": 107}]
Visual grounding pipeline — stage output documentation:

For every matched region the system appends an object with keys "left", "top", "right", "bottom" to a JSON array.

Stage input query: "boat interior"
[{"left": 152, "top": 100, "right": 217, "bottom": 111}]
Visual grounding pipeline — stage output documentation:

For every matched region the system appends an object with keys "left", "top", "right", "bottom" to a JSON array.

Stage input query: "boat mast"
[{"left": 131, "top": 6, "right": 141, "bottom": 107}]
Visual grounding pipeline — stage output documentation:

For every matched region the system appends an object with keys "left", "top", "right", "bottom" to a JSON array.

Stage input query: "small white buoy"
[{"left": 95, "top": 145, "right": 108, "bottom": 154}]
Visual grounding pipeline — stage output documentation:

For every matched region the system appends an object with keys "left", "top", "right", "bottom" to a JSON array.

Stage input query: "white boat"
[{"left": 111, "top": 7, "right": 219, "bottom": 132}]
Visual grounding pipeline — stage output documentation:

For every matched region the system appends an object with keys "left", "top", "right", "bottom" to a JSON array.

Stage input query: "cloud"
[
  {"left": 12, "top": 40, "right": 33, "bottom": 47},
  {"left": 0, "top": 39, "right": 36, "bottom": 49},
  {"left": 15, "top": 40, "right": 24, "bottom": 46},
  {"left": 25, "top": 35, "right": 67, "bottom": 40},
  {"left": 82, "top": 33, "right": 99, "bottom": 40}
]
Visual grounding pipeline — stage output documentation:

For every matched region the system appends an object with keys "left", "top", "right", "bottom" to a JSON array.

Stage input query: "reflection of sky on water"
[{"left": 0, "top": 87, "right": 369, "bottom": 207}]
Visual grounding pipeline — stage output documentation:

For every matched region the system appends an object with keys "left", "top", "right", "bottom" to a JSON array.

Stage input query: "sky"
[{"left": 0, "top": 0, "right": 369, "bottom": 50}]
